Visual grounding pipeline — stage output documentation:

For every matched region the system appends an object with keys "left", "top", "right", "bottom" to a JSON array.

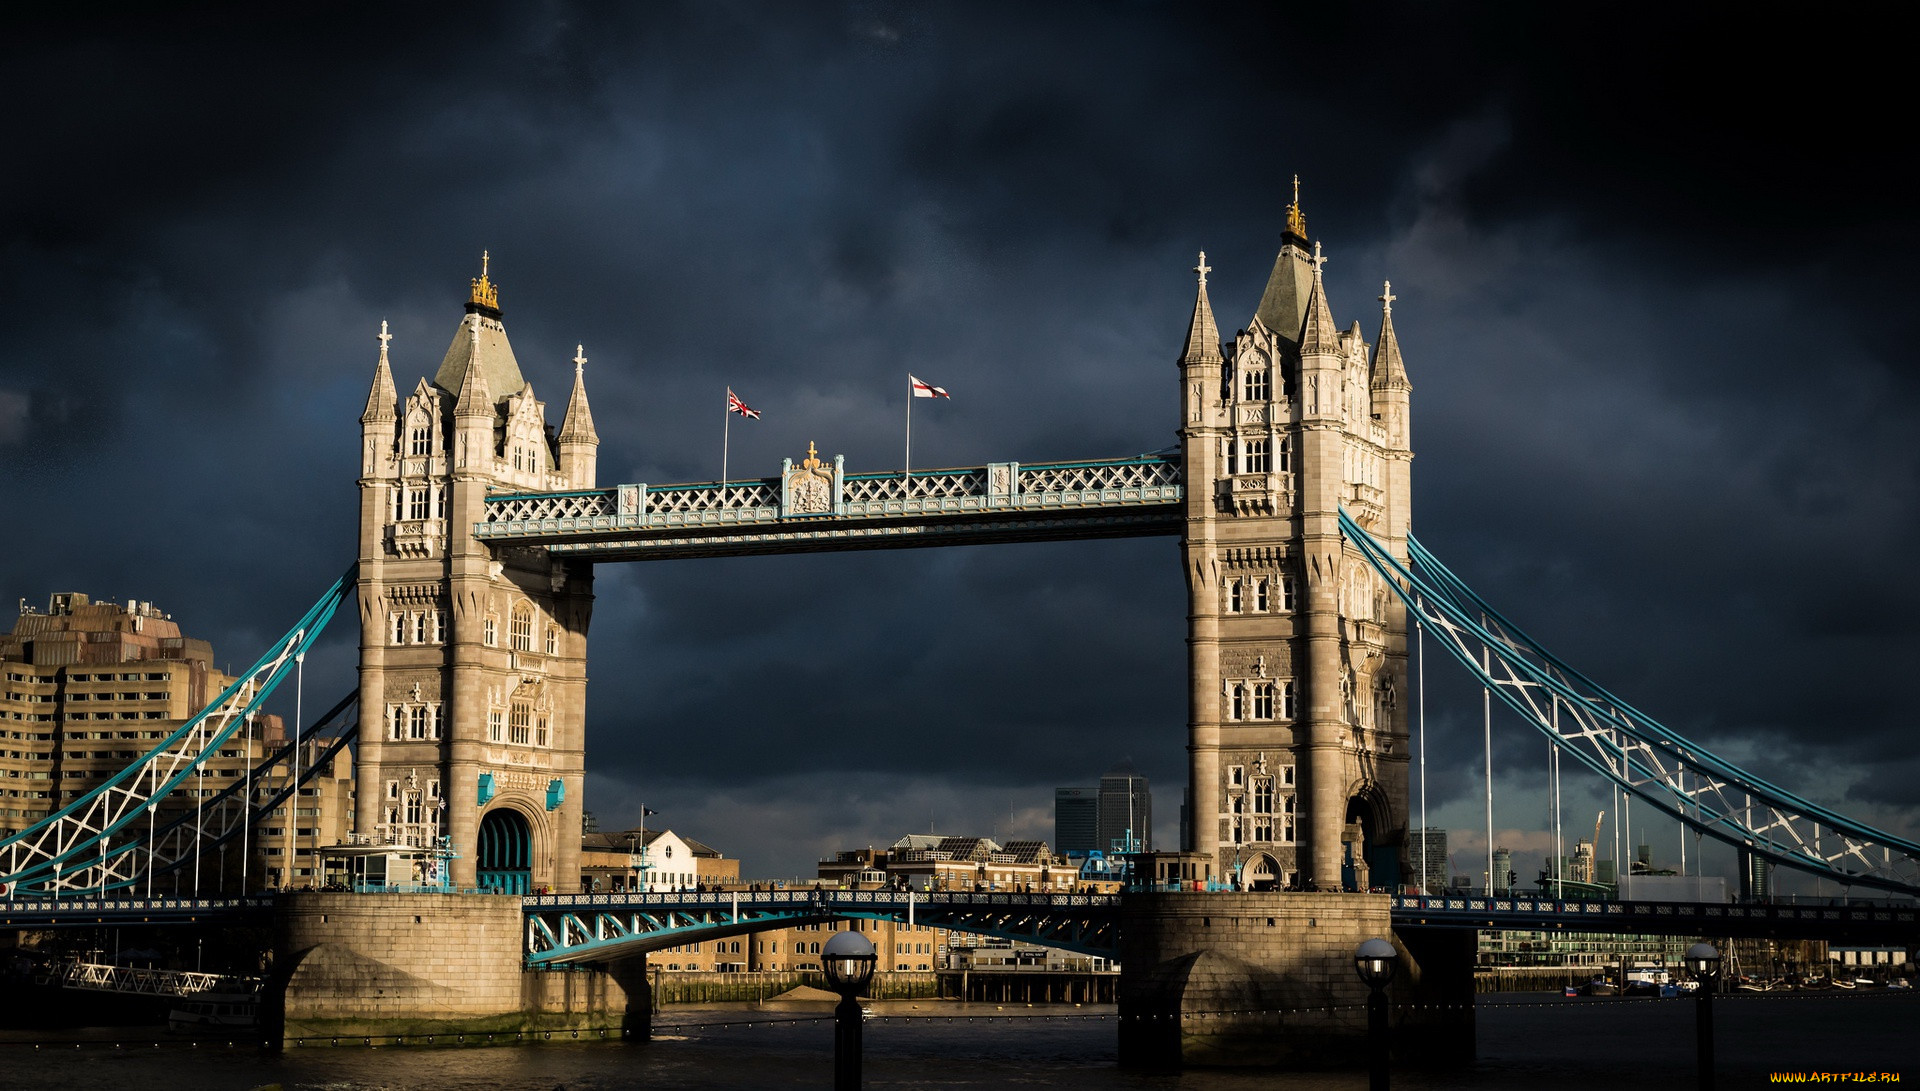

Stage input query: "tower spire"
[
  {"left": 1298, "top": 241, "right": 1339, "bottom": 355},
  {"left": 1179, "top": 251, "right": 1223, "bottom": 368},
  {"left": 1285, "top": 174, "right": 1307, "bottom": 241},
  {"left": 558, "top": 344, "right": 599, "bottom": 445},
  {"left": 361, "top": 320, "right": 398, "bottom": 424},
  {"left": 1374, "top": 280, "right": 1410, "bottom": 389}
]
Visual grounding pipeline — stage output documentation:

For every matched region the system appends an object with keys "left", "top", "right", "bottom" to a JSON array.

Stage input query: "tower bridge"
[{"left": 5, "top": 195, "right": 1918, "bottom": 1065}]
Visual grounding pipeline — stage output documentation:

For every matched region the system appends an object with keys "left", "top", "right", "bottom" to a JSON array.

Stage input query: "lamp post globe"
[
  {"left": 1354, "top": 938, "right": 1398, "bottom": 1091},
  {"left": 822, "top": 931, "right": 877, "bottom": 1091},
  {"left": 1684, "top": 942, "right": 1721, "bottom": 982}
]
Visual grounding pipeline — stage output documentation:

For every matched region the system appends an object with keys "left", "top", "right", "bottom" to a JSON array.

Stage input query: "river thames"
[{"left": 1, "top": 993, "right": 1912, "bottom": 1088}]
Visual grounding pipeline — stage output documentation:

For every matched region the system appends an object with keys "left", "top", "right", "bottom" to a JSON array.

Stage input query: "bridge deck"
[{"left": 475, "top": 456, "right": 1183, "bottom": 560}]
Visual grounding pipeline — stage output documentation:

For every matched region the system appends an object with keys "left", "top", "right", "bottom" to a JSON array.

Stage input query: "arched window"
[
  {"left": 1230, "top": 684, "right": 1246, "bottom": 721},
  {"left": 510, "top": 605, "right": 533, "bottom": 651},
  {"left": 1228, "top": 579, "right": 1243, "bottom": 614},
  {"left": 410, "top": 425, "right": 430, "bottom": 456},
  {"left": 545, "top": 627, "right": 558, "bottom": 655},
  {"left": 1252, "top": 683, "right": 1274, "bottom": 719},
  {"left": 1281, "top": 681, "right": 1297, "bottom": 720},
  {"left": 1253, "top": 578, "right": 1269, "bottom": 612},
  {"left": 483, "top": 616, "right": 497, "bottom": 647}
]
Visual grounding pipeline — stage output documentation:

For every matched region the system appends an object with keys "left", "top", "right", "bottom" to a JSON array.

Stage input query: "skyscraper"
[
  {"left": 1053, "top": 787, "right": 1098, "bottom": 856},
  {"left": 1097, "top": 762, "right": 1151, "bottom": 853},
  {"left": 1491, "top": 846, "right": 1514, "bottom": 895},
  {"left": 1411, "top": 827, "right": 1447, "bottom": 895}
]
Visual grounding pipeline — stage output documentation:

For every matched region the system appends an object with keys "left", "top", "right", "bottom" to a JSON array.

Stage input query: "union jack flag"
[{"left": 727, "top": 388, "right": 760, "bottom": 419}]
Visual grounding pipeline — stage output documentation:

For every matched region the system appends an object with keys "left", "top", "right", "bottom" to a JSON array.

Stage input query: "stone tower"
[
  {"left": 355, "top": 256, "right": 598, "bottom": 892},
  {"left": 1179, "top": 189, "right": 1413, "bottom": 892}
]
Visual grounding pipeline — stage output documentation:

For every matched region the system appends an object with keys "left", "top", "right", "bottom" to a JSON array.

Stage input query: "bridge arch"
[
  {"left": 1343, "top": 782, "right": 1399, "bottom": 893},
  {"left": 478, "top": 806, "right": 534, "bottom": 894}
]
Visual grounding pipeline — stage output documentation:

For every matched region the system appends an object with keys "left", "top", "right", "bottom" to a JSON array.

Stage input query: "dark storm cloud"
[{"left": 3, "top": 2, "right": 1913, "bottom": 879}]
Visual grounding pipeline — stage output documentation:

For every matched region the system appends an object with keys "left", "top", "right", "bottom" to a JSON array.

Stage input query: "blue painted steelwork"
[
  {"left": 474, "top": 454, "right": 1183, "bottom": 561},
  {"left": 1339, "top": 511, "right": 1920, "bottom": 897},
  {"left": 522, "top": 889, "right": 1122, "bottom": 966},
  {"left": 478, "top": 809, "right": 532, "bottom": 894},
  {"left": 0, "top": 571, "right": 355, "bottom": 897}
]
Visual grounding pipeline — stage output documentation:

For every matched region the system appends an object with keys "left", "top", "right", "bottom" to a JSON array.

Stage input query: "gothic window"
[
  {"left": 1243, "top": 439, "right": 1271, "bottom": 474},
  {"left": 412, "top": 613, "right": 428, "bottom": 644},
  {"left": 483, "top": 617, "right": 497, "bottom": 647},
  {"left": 391, "top": 612, "right": 406, "bottom": 645},
  {"left": 1251, "top": 683, "right": 1275, "bottom": 720},
  {"left": 434, "top": 610, "right": 447, "bottom": 644},
  {"left": 1281, "top": 575, "right": 1297, "bottom": 612},
  {"left": 1252, "top": 777, "right": 1274, "bottom": 814},
  {"left": 409, "top": 705, "right": 430, "bottom": 740},
  {"left": 1227, "top": 579, "right": 1243, "bottom": 614},
  {"left": 434, "top": 486, "right": 446, "bottom": 519},
  {"left": 1277, "top": 436, "right": 1291, "bottom": 474},
  {"left": 509, "top": 703, "right": 531, "bottom": 745},
  {"left": 1228, "top": 765, "right": 1244, "bottom": 788},
  {"left": 1230, "top": 684, "right": 1246, "bottom": 721},
  {"left": 408, "top": 488, "right": 429, "bottom": 521},
  {"left": 1253, "top": 578, "right": 1269, "bottom": 612},
  {"left": 535, "top": 716, "right": 550, "bottom": 748},
  {"left": 391, "top": 488, "right": 404, "bottom": 521},
  {"left": 409, "top": 426, "right": 430, "bottom": 457},
  {"left": 1243, "top": 369, "right": 1270, "bottom": 402},
  {"left": 512, "top": 446, "right": 523, "bottom": 471},
  {"left": 487, "top": 709, "right": 504, "bottom": 743},
  {"left": 387, "top": 705, "right": 404, "bottom": 741},
  {"left": 1281, "top": 764, "right": 1296, "bottom": 788},
  {"left": 545, "top": 627, "right": 558, "bottom": 656},
  {"left": 1282, "top": 681, "right": 1297, "bottom": 720},
  {"left": 510, "top": 606, "right": 533, "bottom": 652}
]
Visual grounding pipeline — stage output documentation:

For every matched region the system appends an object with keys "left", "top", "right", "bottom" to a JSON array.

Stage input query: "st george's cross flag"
[
  {"left": 909, "top": 375, "right": 950, "bottom": 399},
  {"left": 727, "top": 387, "right": 761, "bottom": 419}
]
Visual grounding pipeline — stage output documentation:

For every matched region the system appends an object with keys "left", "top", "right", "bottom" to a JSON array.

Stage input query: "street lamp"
[
  {"left": 821, "top": 931, "right": 877, "bottom": 1091},
  {"left": 1684, "top": 942, "right": 1721, "bottom": 1091},
  {"left": 1354, "top": 937, "right": 1398, "bottom": 1091}
]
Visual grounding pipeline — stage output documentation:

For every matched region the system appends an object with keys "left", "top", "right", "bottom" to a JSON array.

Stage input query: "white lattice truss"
[
  {"left": 478, "top": 456, "right": 1183, "bottom": 541},
  {"left": 0, "top": 575, "right": 351, "bottom": 897},
  {"left": 52, "top": 959, "right": 261, "bottom": 999},
  {"left": 1339, "top": 510, "right": 1920, "bottom": 898}
]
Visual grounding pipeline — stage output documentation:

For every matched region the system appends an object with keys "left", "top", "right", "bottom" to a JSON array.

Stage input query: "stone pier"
[
  {"left": 1117, "top": 892, "right": 1472, "bottom": 1068},
  {"left": 264, "top": 892, "right": 649, "bottom": 1046}
]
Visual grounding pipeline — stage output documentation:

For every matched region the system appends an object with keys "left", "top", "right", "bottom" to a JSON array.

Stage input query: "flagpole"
[
  {"left": 904, "top": 374, "right": 913, "bottom": 483},
  {"left": 721, "top": 390, "right": 730, "bottom": 487}
]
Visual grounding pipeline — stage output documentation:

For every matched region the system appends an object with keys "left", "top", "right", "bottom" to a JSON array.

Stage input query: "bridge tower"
[
  {"left": 1179, "top": 191, "right": 1413, "bottom": 891},
  {"left": 355, "top": 258, "right": 597, "bottom": 892}
]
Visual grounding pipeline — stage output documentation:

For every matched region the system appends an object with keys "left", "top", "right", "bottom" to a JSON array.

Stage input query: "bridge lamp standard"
[
  {"left": 822, "top": 931, "right": 877, "bottom": 1090},
  {"left": 1353, "top": 938, "right": 1398, "bottom": 1091},
  {"left": 1684, "top": 942, "right": 1721, "bottom": 1091}
]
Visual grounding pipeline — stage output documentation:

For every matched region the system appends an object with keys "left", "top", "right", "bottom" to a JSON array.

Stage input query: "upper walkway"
[{"left": 475, "top": 455, "right": 1183, "bottom": 560}]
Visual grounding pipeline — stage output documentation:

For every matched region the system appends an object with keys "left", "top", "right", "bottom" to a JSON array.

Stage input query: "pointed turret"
[
  {"left": 1298, "top": 242, "right": 1340, "bottom": 357},
  {"left": 452, "top": 315, "right": 494, "bottom": 418},
  {"left": 1253, "top": 176, "right": 1316, "bottom": 344},
  {"left": 1373, "top": 281, "right": 1410, "bottom": 391},
  {"left": 558, "top": 345, "right": 600, "bottom": 488},
  {"left": 361, "top": 320, "right": 398, "bottom": 424},
  {"left": 1180, "top": 252, "right": 1224, "bottom": 368},
  {"left": 433, "top": 252, "right": 526, "bottom": 402}
]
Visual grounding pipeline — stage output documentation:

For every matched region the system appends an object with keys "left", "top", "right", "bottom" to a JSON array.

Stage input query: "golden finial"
[
  {"left": 802, "top": 441, "right": 823, "bottom": 471},
  {"left": 1286, "top": 175, "right": 1307, "bottom": 238},
  {"left": 468, "top": 250, "right": 500, "bottom": 311}
]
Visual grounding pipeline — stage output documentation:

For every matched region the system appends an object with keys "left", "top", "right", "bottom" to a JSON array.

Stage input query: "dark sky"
[{"left": 4, "top": 3, "right": 1914, "bottom": 887}]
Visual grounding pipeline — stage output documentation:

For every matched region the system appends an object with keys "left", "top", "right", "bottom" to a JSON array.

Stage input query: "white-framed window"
[
  {"left": 1228, "top": 579, "right": 1243, "bottom": 614},
  {"left": 408, "top": 488, "right": 429, "bottom": 520},
  {"left": 535, "top": 716, "right": 550, "bottom": 748},
  {"left": 1230, "top": 684, "right": 1246, "bottom": 721},
  {"left": 1281, "top": 575, "right": 1296, "bottom": 612},
  {"left": 434, "top": 610, "right": 447, "bottom": 643},
  {"left": 1252, "top": 778, "right": 1274, "bottom": 814},
  {"left": 1277, "top": 436, "right": 1291, "bottom": 473},
  {"left": 391, "top": 612, "right": 406, "bottom": 645},
  {"left": 1253, "top": 578, "right": 1269, "bottom": 612},
  {"left": 391, "top": 487, "right": 404, "bottom": 521},
  {"left": 410, "top": 426, "right": 430, "bottom": 457},
  {"left": 483, "top": 616, "right": 497, "bottom": 647},
  {"left": 509, "top": 703, "right": 531, "bottom": 745},
  {"left": 1228, "top": 764, "right": 1244, "bottom": 788},
  {"left": 412, "top": 612, "right": 428, "bottom": 644},
  {"left": 387, "top": 705, "right": 404, "bottom": 741},
  {"left": 545, "top": 627, "right": 558, "bottom": 656},
  {"left": 1243, "top": 368, "right": 1270, "bottom": 402},
  {"left": 510, "top": 606, "right": 533, "bottom": 652},
  {"left": 487, "top": 709, "right": 504, "bottom": 743},
  {"left": 1251, "top": 683, "right": 1274, "bottom": 720},
  {"left": 1282, "top": 680, "right": 1297, "bottom": 720},
  {"left": 410, "top": 705, "right": 431, "bottom": 740},
  {"left": 1243, "top": 438, "right": 1271, "bottom": 474}
]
